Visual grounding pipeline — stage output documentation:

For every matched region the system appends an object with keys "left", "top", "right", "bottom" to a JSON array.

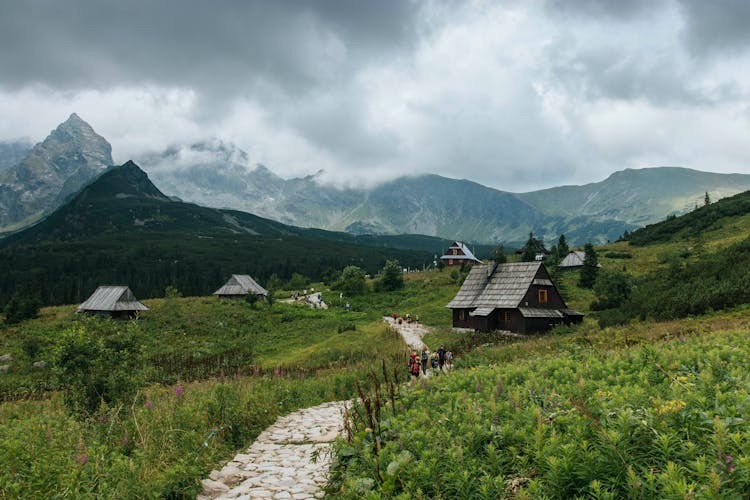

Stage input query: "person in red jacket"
[{"left": 408, "top": 351, "right": 420, "bottom": 377}]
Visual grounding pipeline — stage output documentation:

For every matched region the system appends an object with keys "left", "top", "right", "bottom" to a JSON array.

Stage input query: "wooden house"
[
  {"left": 213, "top": 274, "right": 268, "bottom": 300},
  {"left": 77, "top": 285, "right": 149, "bottom": 319},
  {"left": 440, "top": 241, "right": 482, "bottom": 267},
  {"left": 558, "top": 250, "right": 601, "bottom": 270},
  {"left": 558, "top": 250, "right": 585, "bottom": 269},
  {"left": 446, "top": 261, "right": 583, "bottom": 333}
]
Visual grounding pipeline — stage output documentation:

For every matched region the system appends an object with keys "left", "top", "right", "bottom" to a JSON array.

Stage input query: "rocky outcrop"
[{"left": 0, "top": 114, "right": 113, "bottom": 228}]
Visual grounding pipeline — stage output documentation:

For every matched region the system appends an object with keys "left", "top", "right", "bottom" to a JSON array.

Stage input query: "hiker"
[
  {"left": 345, "top": 302, "right": 350, "bottom": 312},
  {"left": 446, "top": 350, "right": 454, "bottom": 369},
  {"left": 406, "top": 313, "right": 411, "bottom": 323},
  {"left": 414, "top": 314, "right": 419, "bottom": 323},
  {"left": 437, "top": 345, "right": 446, "bottom": 371},
  {"left": 398, "top": 316, "right": 403, "bottom": 325},
  {"left": 430, "top": 352, "right": 438, "bottom": 369},
  {"left": 420, "top": 349, "right": 429, "bottom": 375},
  {"left": 409, "top": 351, "right": 420, "bottom": 378},
  {"left": 392, "top": 312, "right": 398, "bottom": 320}
]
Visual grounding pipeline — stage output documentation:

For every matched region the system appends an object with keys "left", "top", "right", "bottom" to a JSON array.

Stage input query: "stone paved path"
[
  {"left": 198, "top": 401, "right": 349, "bottom": 500},
  {"left": 383, "top": 316, "right": 430, "bottom": 350}
]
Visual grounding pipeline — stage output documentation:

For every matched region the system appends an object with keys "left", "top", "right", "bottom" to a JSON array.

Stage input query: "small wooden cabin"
[
  {"left": 440, "top": 241, "right": 482, "bottom": 267},
  {"left": 558, "top": 250, "right": 601, "bottom": 270},
  {"left": 558, "top": 250, "right": 585, "bottom": 269},
  {"left": 77, "top": 285, "right": 149, "bottom": 319},
  {"left": 446, "top": 261, "right": 583, "bottom": 333},
  {"left": 213, "top": 274, "right": 268, "bottom": 300}
]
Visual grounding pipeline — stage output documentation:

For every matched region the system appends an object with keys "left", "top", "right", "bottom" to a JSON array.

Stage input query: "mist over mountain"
[
  {"left": 3, "top": 114, "right": 750, "bottom": 246},
  {"left": 0, "top": 140, "right": 31, "bottom": 173},
  {"left": 0, "top": 113, "right": 112, "bottom": 230},
  {"left": 138, "top": 141, "right": 750, "bottom": 245}
]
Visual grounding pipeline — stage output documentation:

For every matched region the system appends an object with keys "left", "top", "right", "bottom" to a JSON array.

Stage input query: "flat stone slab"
[{"left": 199, "top": 401, "right": 349, "bottom": 499}]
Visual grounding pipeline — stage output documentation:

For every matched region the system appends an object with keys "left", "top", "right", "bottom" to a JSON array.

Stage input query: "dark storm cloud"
[
  {"left": 0, "top": 0, "right": 420, "bottom": 94},
  {"left": 678, "top": 0, "right": 750, "bottom": 56},
  {"left": 543, "top": 0, "right": 655, "bottom": 21}
]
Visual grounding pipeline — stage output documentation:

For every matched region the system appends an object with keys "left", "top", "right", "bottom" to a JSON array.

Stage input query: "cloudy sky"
[{"left": 2, "top": 0, "right": 750, "bottom": 191}]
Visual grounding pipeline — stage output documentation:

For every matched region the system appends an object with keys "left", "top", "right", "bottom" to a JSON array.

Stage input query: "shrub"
[
  {"left": 3, "top": 292, "right": 40, "bottom": 325},
  {"left": 54, "top": 319, "right": 144, "bottom": 417},
  {"left": 380, "top": 260, "right": 404, "bottom": 292}
]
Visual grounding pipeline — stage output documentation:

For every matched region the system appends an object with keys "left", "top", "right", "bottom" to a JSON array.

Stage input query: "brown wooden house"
[
  {"left": 446, "top": 261, "right": 583, "bottom": 333},
  {"left": 77, "top": 285, "right": 149, "bottom": 319},
  {"left": 440, "top": 241, "right": 482, "bottom": 267}
]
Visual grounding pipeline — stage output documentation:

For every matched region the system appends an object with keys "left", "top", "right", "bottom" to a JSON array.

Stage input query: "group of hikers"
[
  {"left": 392, "top": 312, "right": 419, "bottom": 325},
  {"left": 408, "top": 345, "right": 453, "bottom": 377}
]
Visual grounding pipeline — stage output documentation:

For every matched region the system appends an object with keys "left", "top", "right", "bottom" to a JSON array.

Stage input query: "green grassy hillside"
[{"left": 3, "top": 186, "right": 750, "bottom": 498}]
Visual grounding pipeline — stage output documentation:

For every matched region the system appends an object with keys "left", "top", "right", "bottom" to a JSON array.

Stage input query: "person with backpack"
[
  {"left": 437, "top": 345, "right": 446, "bottom": 371},
  {"left": 446, "top": 350, "right": 454, "bottom": 369},
  {"left": 408, "top": 351, "right": 420, "bottom": 378},
  {"left": 430, "top": 352, "right": 438, "bottom": 370},
  {"left": 420, "top": 349, "right": 429, "bottom": 375}
]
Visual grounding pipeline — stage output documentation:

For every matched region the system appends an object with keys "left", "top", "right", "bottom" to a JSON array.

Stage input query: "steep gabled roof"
[
  {"left": 440, "top": 241, "right": 482, "bottom": 263},
  {"left": 558, "top": 250, "right": 585, "bottom": 268},
  {"left": 213, "top": 274, "right": 268, "bottom": 296},
  {"left": 77, "top": 285, "right": 149, "bottom": 312},
  {"left": 446, "top": 261, "right": 543, "bottom": 309}
]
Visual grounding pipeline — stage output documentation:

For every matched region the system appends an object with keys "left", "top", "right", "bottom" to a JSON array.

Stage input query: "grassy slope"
[{"left": 3, "top": 201, "right": 750, "bottom": 497}]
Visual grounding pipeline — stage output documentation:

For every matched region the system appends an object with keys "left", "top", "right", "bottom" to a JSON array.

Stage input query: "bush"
[
  {"left": 54, "top": 319, "right": 144, "bottom": 417},
  {"left": 335, "top": 266, "right": 367, "bottom": 296},
  {"left": 3, "top": 292, "right": 40, "bottom": 325},
  {"left": 380, "top": 260, "right": 404, "bottom": 292}
]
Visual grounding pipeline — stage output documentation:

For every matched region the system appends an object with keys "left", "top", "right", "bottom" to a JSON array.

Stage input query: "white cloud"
[{"left": 2, "top": 1, "right": 750, "bottom": 191}]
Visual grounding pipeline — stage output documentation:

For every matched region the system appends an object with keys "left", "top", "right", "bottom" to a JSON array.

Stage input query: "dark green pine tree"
[
  {"left": 521, "top": 232, "right": 537, "bottom": 262},
  {"left": 557, "top": 234, "right": 569, "bottom": 259},
  {"left": 578, "top": 243, "right": 599, "bottom": 288},
  {"left": 704, "top": 191, "right": 711, "bottom": 206},
  {"left": 493, "top": 244, "right": 507, "bottom": 264}
]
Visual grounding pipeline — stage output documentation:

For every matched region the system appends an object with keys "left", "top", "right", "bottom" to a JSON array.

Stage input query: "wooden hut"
[
  {"left": 77, "top": 285, "right": 149, "bottom": 319},
  {"left": 440, "top": 241, "right": 482, "bottom": 267},
  {"left": 558, "top": 250, "right": 585, "bottom": 269},
  {"left": 213, "top": 274, "right": 268, "bottom": 300},
  {"left": 558, "top": 250, "right": 601, "bottom": 269},
  {"left": 446, "top": 261, "right": 583, "bottom": 333},
  {"left": 515, "top": 236, "right": 549, "bottom": 261}
]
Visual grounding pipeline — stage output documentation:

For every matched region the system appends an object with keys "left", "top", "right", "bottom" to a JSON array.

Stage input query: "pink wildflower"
[
  {"left": 145, "top": 398, "right": 153, "bottom": 410},
  {"left": 175, "top": 385, "right": 184, "bottom": 397},
  {"left": 726, "top": 455, "right": 733, "bottom": 464}
]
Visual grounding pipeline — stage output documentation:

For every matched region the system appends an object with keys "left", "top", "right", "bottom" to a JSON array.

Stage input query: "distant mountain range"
[
  {"left": 3, "top": 115, "right": 750, "bottom": 246},
  {"left": 0, "top": 161, "right": 448, "bottom": 306},
  {"left": 140, "top": 141, "right": 750, "bottom": 245}
]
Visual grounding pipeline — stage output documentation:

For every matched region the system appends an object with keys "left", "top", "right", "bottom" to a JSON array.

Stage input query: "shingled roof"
[
  {"left": 213, "top": 274, "right": 268, "bottom": 296},
  {"left": 440, "top": 241, "right": 482, "bottom": 263},
  {"left": 446, "top": 261, "right": 543, "bottom": 309},
  {"left": 77, "top": 286, "right": 149, "bottom": 313},
  {"left": 558, "top": 250, "right": 585, "bottom": 268}
]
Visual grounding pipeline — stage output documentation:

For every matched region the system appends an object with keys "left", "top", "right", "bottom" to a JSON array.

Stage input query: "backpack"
[{"left": 410, "top": 359, "right": 420, "bottom": 375}]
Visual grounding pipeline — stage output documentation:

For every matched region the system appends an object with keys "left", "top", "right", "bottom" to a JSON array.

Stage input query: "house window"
[
  {"left": 538, "top": 289, "right": 548, "bottom": 304},
  {"left": 449, "top": 259, "right": 453, "bottom": 265},
  {"left": 504, "top": 311, "right": 511, "bottom": 322},
  {"left": 458, "top": 310, "right": 466, "bottom": 321}
]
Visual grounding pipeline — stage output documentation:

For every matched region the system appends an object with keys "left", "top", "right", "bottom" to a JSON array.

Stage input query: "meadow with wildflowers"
[
  {"left": 331, "top": 314, "right": 750, "bottom": 498},
  {"left": 0, "top": 296, "right": 409, "bottom": 497}
]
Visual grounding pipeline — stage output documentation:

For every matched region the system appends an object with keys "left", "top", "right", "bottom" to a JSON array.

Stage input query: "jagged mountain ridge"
[
  {"left": 3, "top": 115, "right": 750, "bottom": 245},
  {"left": 0, "top": 113, "right": 112, "bottom": 230},
  {"left": 140, "top": 141, "right": 750, "bottom": 245}
]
